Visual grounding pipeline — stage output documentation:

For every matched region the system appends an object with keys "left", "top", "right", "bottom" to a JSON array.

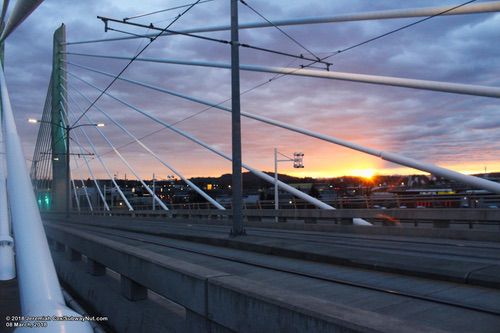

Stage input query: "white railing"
[{"left": 0, "top": 0, "right": 92, "bottom": 331}]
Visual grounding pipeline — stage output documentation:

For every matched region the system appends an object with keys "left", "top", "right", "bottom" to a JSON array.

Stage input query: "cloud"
[{"left": 5, "top": 0, "right": 500, "bottom": 179}]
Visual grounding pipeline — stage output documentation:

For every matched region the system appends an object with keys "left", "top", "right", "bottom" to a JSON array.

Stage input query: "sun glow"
[{"left": 350, "top": 168, "right": 376, "bottom": 180}]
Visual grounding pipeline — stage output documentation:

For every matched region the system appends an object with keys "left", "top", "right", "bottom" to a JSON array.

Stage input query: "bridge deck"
[{"left": 42, "top": 215, "right": 500, "bottom": 333}]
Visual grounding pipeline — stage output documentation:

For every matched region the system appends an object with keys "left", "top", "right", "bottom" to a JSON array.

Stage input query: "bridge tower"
[{"left": 51, "top": 24, "right": 69, "bottom": 212}]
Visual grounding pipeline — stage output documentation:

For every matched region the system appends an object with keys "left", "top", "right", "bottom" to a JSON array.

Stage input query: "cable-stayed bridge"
[{"left": 1, "top": 1, "right": 500, "bottom": 332}]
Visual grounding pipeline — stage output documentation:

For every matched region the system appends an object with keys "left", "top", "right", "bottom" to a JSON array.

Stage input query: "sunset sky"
[{"left": 4, "top": 0, "right": 500, "bottom": 180}]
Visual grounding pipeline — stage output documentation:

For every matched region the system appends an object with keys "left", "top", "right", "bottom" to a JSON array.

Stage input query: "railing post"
[{"left": 51, "top": 24, "right": 69, "bottom": 213}]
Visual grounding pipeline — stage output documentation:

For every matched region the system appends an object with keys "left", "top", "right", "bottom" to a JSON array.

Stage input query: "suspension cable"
[
  {"left": 67, "top": 88, "right": 169, "bottom": 210},
  {"left": 70, "top": 131, "right": 110, "bottom": 211},
  {"left": 68, "top": 84, "right": 225, "bottom": 210},
  {"left": 60, "top": 98, "right": 110, "bottom": 211},
  {"left": 65, "top": 91, "right": 134, "bottom": 211},
  {"left": 73, "top": 157, "right": 94, "bottom": 211},
  {"left": 64, "top": 63, "right": 500, "bottom": 194},
  {"left": 66, "top": 70, "right": 335, "bottom": 209}
]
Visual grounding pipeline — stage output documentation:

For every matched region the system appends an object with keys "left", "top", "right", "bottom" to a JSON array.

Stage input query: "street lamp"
[
  {"left": 274, "top": 149, "right": 304, "bottom": 218},
  {"left": 28, "top": 118, "right": 104, "bottom": 217}
]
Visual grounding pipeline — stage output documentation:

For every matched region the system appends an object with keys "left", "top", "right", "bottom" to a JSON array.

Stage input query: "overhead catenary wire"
[
  {"left": 123, "top": 0, "right": 215, "bottom": 21},
  {"left": 98, "top": 16, "right": 333, "bottom": 67},
  {"left": 63, "top": 1, "right": 499, "bottom": 45},
  {"left": 239, "top": 0, "right": 320, "bottom": 61},
  {"left": 65, "top": 0, "right": 484, "bottom": 145},
  {"left": 60, "top": 0, "right": 480, "bottom": 131},
  {"left": 322, "top": 0, "right": 477, "bottom": 60},
  {"left": 71, "top": 0, "right": 203, "bottom": 127},
  {"left": 62, "top": 0, "right": 483, "bottom": 157}
]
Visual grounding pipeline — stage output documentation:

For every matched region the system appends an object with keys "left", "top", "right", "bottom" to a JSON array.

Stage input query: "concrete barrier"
[{"left": 45, "top": 223, "right": 446, "bottom": 333}]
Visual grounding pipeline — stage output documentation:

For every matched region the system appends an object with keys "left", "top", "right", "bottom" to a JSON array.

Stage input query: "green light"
[{"left": 44, "top": 194, "right": 50, "bottom": 209}]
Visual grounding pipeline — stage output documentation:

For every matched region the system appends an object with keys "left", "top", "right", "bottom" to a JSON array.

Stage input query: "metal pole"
[
  {"left": 66, "top": 126, "right": 70, "bottom": 217},
  {"left": 274, "top": 148, "right": 278, "bottom": 223},
  {"left": 230, "top": 0, "right": 244, "bottom": 236},
  {"left": 152, "top": 173, "right": 155, "bottom": 211}
]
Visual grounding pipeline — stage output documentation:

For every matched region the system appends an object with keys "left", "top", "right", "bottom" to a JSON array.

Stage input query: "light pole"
[
  {"left": 152, "top": 173, "right": 156, "bottom": 211},
  {"left": 274, "top": 149, "right": 304, "bottom": 218},
  {"left": 29, "top": 118, "right": 104, "bottom": 217}
]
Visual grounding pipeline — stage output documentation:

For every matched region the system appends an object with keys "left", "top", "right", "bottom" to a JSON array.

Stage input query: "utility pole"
[
  {"left": 152, "top": 173, "right": 156, "bottom": 211},
  {"left": 274, "top": 149, "right": 304, "bottom": 221},
  {"left": 230, "top": 0, "right": 245, "bottom": 236}
]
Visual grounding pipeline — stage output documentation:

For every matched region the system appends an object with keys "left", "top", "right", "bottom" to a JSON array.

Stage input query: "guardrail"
[
  {"left": 63, "top": 193, "right": 500, "bottom": 211},
  {"left": 65, "top": 208, "right": 500, "bottom": 230}
]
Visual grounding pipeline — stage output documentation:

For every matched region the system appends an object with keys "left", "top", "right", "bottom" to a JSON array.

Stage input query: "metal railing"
[
  {"left": 69, "top": 193, "right": 500, "bottom": 211},
  {"left": 65, "top": 207, "right": 500, "bottom": 231}
]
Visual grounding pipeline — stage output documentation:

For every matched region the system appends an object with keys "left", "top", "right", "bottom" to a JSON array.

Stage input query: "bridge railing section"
[
  {"left": 59, "top": 208, "right": 500, "bottom": 231},
  {"left": 72, "top": 193, "right": 500, "bottom": 210}
]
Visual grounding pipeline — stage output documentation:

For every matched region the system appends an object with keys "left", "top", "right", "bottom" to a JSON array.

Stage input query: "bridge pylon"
[{"left": 51, "top": 24, "right": 69, "bottom": 213}]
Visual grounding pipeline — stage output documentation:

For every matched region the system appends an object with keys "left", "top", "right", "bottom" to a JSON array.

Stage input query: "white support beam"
[
  {"left": 0, "top": 61, "right": 92, "bottom": 332},
  {"left": 0, "top": 0, "right": 10, "bottom": 28},
  {"left": 65, "top": 1, "right": 500, "bottom": 45},
  {"left": 0, "top": 0, "right": 44, "bottom": 41},
  {"left": 65, "top": 55, "right": 500, "bottom": 99}
]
